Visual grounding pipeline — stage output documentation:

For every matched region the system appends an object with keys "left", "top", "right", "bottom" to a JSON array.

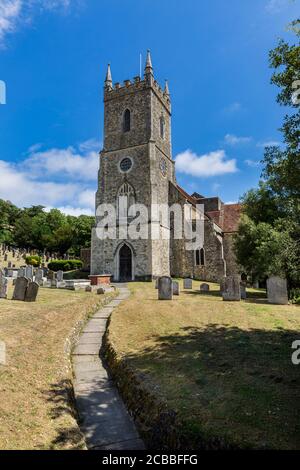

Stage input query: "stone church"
[{"left": 91, "top": 52, "right": 241, "bottom": 282}]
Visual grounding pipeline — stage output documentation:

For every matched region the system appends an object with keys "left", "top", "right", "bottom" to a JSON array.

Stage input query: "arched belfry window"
[
  {"left": 117, "top": 182, "right": 135, "bottom": 218},
  {"left": 195, "top": 248, "right": 205, "bottom": 266},
  {"left": 160, "top": 115, "right": 165, "bottom": 139},
  {"left": 123, "top": 109, "right": 131, "bottom": 132}
]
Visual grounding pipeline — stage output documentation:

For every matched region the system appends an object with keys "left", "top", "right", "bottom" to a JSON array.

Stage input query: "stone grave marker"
[
  {"left": 200, "top": 283, "right": 210, "bottom": 292},
  {"left": 35, "top": 269, "right": 44, "bottom": 285},
  {"left": 25, "top": 265, "right": 33, "bottom": 280},
  {"left": 57, "top": 270, "right": 64, "bottom": 282},
  {"left": 18, "top": 267, "right": 25, "bottom": 278},
  {"left": 25, "top": 282, "right": 39, "bottom": 302},
  {"left": 172, "top": 281, "right": 180, "bottom": 296},
  {"left": 0, "top": 271, "right": 8, "bottom": 299},
  {"left": 222, "top": 275, "right": 241, "bottom": 301},
  {"left": 183, "top": 278, "right": 192, "bottom": 289},
  {"left": 158, "top": 276, "right": 173, "bottom": 300},
  {"left": 12, "top": 277, "right": 29, "bottom": 301},
  {"left": 240, "top": 283, "right": 247, "bottom": 300},
  {"left": 267, "top": 276, "right": 288, "bottom": 305}
]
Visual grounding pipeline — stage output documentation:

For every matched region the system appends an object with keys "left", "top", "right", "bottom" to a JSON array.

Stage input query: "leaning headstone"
[
  {"left": 183, "top": 278, "right": 192, "bottom": 289},
  {"left": 267, "top": 276, "right": 288, "bottom": 305},
  {"left": 222, "top": 275, "right": 241, "bottom": 301},
  {"left": 200, "top": 283, "right": 210, "bottom": 292},
  {"left": 25, "top": 265, "right": 33, "bottom": 280},
  {"left": 158, "top": 276, "right": 173, "bottom": 300},
  {"left": 12, "top": 277, "right": 29, "bottom": 301},
  {"left": 25, "top": 282, "right": 39, "bottom": 302},
  {"left": 0, "top": 277, "right": 8, "bottom": 299},
  {"left": 172, "top": 281, "right": 180, "bottom": 296},
  {"left": 57, "top": 270, "right": 64, "bottom": 282}
]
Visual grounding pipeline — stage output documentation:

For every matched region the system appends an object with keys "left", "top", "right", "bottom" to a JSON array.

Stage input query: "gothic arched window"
[
  {"left": 195, "top": 248, "right": 205, "bottom": 266},
  {"left": 123, "top": 109, "right": 131, "bottom": 132},
  {"left": 160, "top": 115, "right": 165, "bottom": 139},
  {"left": 117, "top": 182, "right": 135, "bottom": 218}
]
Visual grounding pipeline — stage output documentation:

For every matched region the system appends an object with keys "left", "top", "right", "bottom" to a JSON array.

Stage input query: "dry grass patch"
[
  {"left": 108, "top": 281, "right": 300, "bottom": 449},
  {"left": 0, "top": 286, "right": 113, "bottom": 450}
]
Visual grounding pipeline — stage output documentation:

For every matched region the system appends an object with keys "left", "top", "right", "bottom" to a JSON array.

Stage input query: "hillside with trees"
[{"left": 0, "top": 200, "right": 94, "bottom": 257}]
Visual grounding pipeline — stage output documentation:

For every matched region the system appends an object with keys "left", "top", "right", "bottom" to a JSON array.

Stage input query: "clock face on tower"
[{"left": 160, "top": 158, "right": 167, "bottom": 177}]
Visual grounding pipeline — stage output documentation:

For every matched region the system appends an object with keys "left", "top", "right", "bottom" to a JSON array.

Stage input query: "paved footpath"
[{"left": 72, "top": 285, "right": 145, "bottom": 450}]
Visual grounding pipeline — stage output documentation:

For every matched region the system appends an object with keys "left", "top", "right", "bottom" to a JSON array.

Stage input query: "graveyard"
[
  {"left": 0, "top": 285, "right": 114, "bottom": 450},
  {"left": 106, "top": 280, "right": 300, "bottom": 450}
]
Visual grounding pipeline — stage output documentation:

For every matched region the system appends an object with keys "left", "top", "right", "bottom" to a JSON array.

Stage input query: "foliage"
[
  {"left": 0, "top": 200, "right": 94, "bottom": 256},
  {"left": 235, "top": 20, "right": 300, "bottom": 291},
  {"left": 25, "top": 255, "right": 42, "bottom": 267},
  {"left": 48, "top": 260, "right": 83, "bottom": 272}
]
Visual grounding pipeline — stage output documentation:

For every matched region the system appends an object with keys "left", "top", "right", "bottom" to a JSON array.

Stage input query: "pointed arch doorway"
[{"left": 119, "top": 244, "right": 133, "bottom": 281}]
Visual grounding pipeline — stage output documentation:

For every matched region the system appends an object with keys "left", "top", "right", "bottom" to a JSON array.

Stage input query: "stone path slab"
[{"left": 72, "top": 286, "right": 145, "bottom": 450}]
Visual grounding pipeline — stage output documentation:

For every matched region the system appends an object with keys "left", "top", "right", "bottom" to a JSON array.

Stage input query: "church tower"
[{"left": 91, "top": 52, "right": 175, "bottom": 280}]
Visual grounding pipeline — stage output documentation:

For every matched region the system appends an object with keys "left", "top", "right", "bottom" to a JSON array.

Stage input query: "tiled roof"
[{"left": 207, "top": 204, "right": 242, "bottom": 233}]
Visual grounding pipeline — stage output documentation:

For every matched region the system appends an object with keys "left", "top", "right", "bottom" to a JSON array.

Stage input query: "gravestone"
[
  {"left": 267, "top": 276, "right": 288, "bottom": 305},
  {"left": 222, "top": 275, "right": 241, "bottom": 301},
  {"left": 12, "top": 277, "right": 29, "bottom": 301},
  {"left": 18, "top": 267, "right": 25, "bottom": 278},
  {"left": 183, "top": 278, "right": 192, "bottom": 289},
  {"left": 0, "top": 271, "right": 8, "bottom": 299},
  {"left": 158, "top": 276, "right": 173, "bottom": 300},
  {"left": 56, "top": 270, "right": 64, "bottom": 282},
  {"left": 51, "top": 279, "right": 58, "bottom": 288},
  {"left": 240, "top": 283, "right": 247, "bottom": 300},
  {"left": 200, "top": 283, "right": 210, "bottom": 292},
  {"left": 25, "top": 266, "right": 33, "bottom": 280},
  {"left": 155, "top": 278, "right": 159, "bottom": 289},
  {"left": 47, "top": 271, "right": 55, "bottom": 281},
  {"left": 8, "top": 261, "right": 12, "bottom": 268},
  {"left": 35, "top": 269, "right": 44, "bottom": 285},
  {"left": 172, "top": 281, "right": 180, "bottom": 296},
  {"left": 25, "top": 282, "right": 39, "bottom": 302}
]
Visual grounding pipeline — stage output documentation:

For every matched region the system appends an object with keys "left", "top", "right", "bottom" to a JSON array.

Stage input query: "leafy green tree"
[{"left": 235, "top": 20, "right": 300, "bottom": 292}]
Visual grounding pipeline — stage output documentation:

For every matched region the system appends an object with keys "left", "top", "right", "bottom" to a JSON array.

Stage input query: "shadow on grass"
[
  {"left": 183, "top": 288, "right": 268, "bottom": 303},
  {"left": 44, "top": 379, "right": 85, "bottom": 449},
  {"left": 122, "top": 323, "right": 300, "bottom": 449}
]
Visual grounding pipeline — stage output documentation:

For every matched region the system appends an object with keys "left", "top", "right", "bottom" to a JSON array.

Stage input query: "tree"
[{"left": 234, "top": 20, "right": 300, "bottom": 293}]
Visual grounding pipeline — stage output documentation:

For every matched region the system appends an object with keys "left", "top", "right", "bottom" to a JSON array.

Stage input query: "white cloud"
[
  {"left": 245, "top": 159, "right": 261, "bottom": 167},
  {"left": 45, "top": 205, "right": 94, "bottom": 216},
  {"left": 25, "top": 141, "right": 99, "bottom": 182},
  {"left": 0, "top": 1, "right": 22, "bottom": 44},
  {"left": 222, "top": 102, "right": 242, "bottom": 114},
  {"left": 0, "top": 139, "right": 97, "bottom": 215},
  {"left": 175, "top": 149, "right": 237, "bottom": 177},
  {"left": 265, "top": 0, "right": 294, "bottom": 13},
  {"left": 0, "top": 0, "right": 79, "bottom": 46},
  {"left": 224, "top": 134, "right": 252, "bottom": 145},
  {"left": 0, "top": 159, "right": 78, "bottom": 207},
  {"left": 257, "top": 140, "right": 281, "bottom": 147}
]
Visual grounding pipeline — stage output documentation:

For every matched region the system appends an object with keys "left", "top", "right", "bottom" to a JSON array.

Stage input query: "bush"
[
  {"left": 47, "top": 259, "right": 83, "bottom": 272},
  {"left": 290, "top": 288, "right": 300, "bottom": 304},
  {"left": 26, "top": 255, "right": 41, "bottom": 267}
]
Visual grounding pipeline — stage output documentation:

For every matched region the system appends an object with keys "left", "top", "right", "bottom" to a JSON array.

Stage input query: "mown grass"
[
  {"left": 108, "top": 281, "right": 300, "bottom": 449},
  {"left": 0, "top": 285, "right": 112, "bottom": 450}
]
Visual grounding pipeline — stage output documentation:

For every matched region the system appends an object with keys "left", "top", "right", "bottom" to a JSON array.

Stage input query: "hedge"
[
  {"left": 26, "top": 255, "right": 41, "bottom": 267},
  {"left": 47, "top": 259, "right": 83, "bottom": 272}
]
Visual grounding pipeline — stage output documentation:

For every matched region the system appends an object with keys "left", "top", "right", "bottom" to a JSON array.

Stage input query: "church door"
[{"left": 119, "top": 244, "right": 132, "bottom": 281}]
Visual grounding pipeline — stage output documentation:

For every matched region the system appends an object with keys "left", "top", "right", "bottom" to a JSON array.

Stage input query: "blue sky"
[{"left": 0, "top": 0, "right": 298, "bottom": 215}]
